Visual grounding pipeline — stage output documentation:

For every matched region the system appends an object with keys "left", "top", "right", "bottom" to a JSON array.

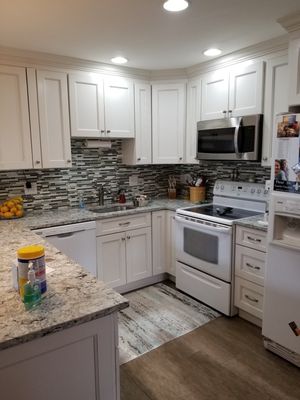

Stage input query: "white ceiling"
[{"left": 0, "top": 0, "right": 299, "bottom": 70}]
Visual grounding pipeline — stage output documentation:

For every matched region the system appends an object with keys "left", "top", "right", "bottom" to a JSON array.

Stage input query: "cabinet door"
[
  {"left": 0, "top": 65, "right": 33, "bottom": 170},
  {"left": 126, "top": 227, "right": 152, "bottom": 283},
  {"left": 166, "top": 211, "right": 176, "bottom": 276},
  {"left": 262, "top": 56, "right": 288, "bottom": 166},
  {"left": 104, "top": 78, "right": 135, "bottom": 138},
  {"left": 122, "top": 83, "right": 152, "bottom": 165},
  {"left": 201, "top": 70, "right": 229, "bottom": 120},
  {"left": 37, "top": 70, "right": 72, "bottom": 168},
  {"left": 186, "top": 79, "right": 201, "bottom": 164},
  {"left": 97, "top": 232, "right": 126, "bottom": 288},
  {"left": 288, "top": 37, "right": 300, "bottom": 106},
  {"left": 152, "top": 211, "right": 167, "bottom": 274},
  {"left": 69, "top": 73, "right": 105, "bottom": 138},
  {"left": 229, "top": 61, "right": 265, "bottom": 117},
  {"left": 152, "top": 83, "right": 185, "bottom": 164}
]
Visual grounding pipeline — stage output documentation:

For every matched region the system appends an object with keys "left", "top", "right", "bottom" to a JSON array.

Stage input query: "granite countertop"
[
  {"left": 24, "top": 198, "right": 197, "bottom": 230},
  {"left": 0, "top": 219, "right": 129, "bottom": 351},
  {"left": 234, "top": 214, "right": 269, "bottom": 232}
]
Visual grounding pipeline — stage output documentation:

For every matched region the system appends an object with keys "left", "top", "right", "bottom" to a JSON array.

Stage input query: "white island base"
[{"left": 0, "top": 313, "right": 120, "bottom": 400}]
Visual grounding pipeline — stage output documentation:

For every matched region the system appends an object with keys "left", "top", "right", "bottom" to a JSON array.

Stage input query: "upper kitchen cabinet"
[
  {"left": 262, "top": 55, "right": 288, "bottom": 166},
  {"left": 69, "top": 73, "right": 135, "bottom": 139},
  {"left": 186, "top": 79, "right": 201, "bottom": 164},
  {"left": 122, "top": 83, "right": 152, "bottom": 165},
  {"left": 288, "top": 37, "right": 300, "bottom": 106},
  {"left": 152, "top": 82, "right": 186, "bottom": 164},
  {"left": 201, "top": 69, "right": 229, "bottom": 120},
  {"left": 201, "top": 61, "right": 265, "bottom": 121},
  {"left": 0, "top": 66, "right": 71, "bottom": 170},
  {"left": 34, "top": 70, "right": 72, "bottom": 168},
  {"left": 0, "top": 66, "right": 33, "bottom": 170}
]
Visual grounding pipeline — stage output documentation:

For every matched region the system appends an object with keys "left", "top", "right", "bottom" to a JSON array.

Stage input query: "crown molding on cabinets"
[
  {"left": 149, "top": 68, "right": 188, "bottom": 81},
  {"left": 0, "top": 45, "right": 151, "bottom": 80},
  {"left": 278, "top": 11, "right": 300, "bottom": 34},
  {"left": 186, "top": 35, "right": 289, "bottom": 78}
]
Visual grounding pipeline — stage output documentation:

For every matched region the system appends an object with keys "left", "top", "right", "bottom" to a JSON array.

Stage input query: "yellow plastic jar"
[{"left": 17, "top": 245, "right": 47, "bottom": 299}]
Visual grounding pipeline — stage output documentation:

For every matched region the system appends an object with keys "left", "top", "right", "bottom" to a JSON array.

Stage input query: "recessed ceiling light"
[
  {"left": 203, "top": 48, "right": 222, "bottom": 57},
  {"left": 111, "top": 56, "right": 128, "bottom": 64},
  {"left": 163, "top": 0, "right": 189, "bottom": 12}
]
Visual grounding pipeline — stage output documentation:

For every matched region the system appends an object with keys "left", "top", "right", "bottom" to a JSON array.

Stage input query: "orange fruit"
[
  {"left": 16, "top": 204, "right": 23, "bottom": 211},
  {"left": 15, "top": 210, "right": 24, "bottom": 218},
  {"left": 6, "top": 201, "right": 14, "bottom": 209},
  {"left": 4, "top": 211, "right": 13, "bottom": 218},
  {"left": 10, "top": 207, "right": 17, "bottom": 215},
  {"left": 1, "top": 206, "right": 8, "bottom": 213}
]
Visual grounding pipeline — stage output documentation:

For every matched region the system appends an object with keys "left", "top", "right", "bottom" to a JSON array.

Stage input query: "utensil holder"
[
  {"left": 168, "top": 188, "right": 177, "bottom": 199},
  {"left": 189, "top": 187, "right": 205, "bottom": 203}
]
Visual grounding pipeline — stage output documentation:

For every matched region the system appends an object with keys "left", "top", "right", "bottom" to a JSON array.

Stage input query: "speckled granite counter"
[
  {"left": 0, "top": 219, "right": 129, "bottom": 351},
  {"left": 24, "top": 198, "right": 197, "bottom": 230},
  {"left": 234, "top": 214, "right": 269, "bottom": 232}
]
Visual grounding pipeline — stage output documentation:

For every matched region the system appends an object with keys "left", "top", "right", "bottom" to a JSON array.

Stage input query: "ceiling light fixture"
[
  {"left": 111, "top": 56, "right": 128, "bottom": 64},
  {"left": 203, "top": 48, "right": 222, "bottom": 57},
  {"left": 163, "top": 0, "right": 189, "bottom": 12}
]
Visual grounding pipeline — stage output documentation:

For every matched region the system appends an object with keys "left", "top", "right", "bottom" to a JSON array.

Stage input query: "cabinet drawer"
[
  {"left": 96, "top": 212, "right": 151, "bottom": 235},
  {"left": 236, "top": 226, "right": 267, "bottom": 252},
  {"left": 234, "top": 277, "right": 264, "bottom": 319},
  {"left": 235, "top": 244, "right": 265, "bottom": 285}
]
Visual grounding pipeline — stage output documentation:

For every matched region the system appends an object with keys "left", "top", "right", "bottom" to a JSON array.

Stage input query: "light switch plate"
[{"left": 24, "top": 182, "right": 37, "bottom": 195}]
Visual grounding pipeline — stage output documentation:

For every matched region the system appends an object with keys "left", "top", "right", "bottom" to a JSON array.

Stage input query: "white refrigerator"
[{"left": 262, "top": 113, "right": 300, "bottom": 367}]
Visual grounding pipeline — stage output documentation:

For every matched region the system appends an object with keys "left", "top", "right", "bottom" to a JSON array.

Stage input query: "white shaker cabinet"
[
  {"left": 262, "top": 55, "right": 289, "bottom": 166},
  {"left": 69, "top": 73, "right": 135, "bottom": 139},
  {"left": 0, "top": 66, "right": 33, "bottom": 170},
  {"left": 229, "top": 61, "right": 265, "bottom": 117},
  {"left": 186, "top": 79, "right": 201, "bottom": 164},
  {"left": 288, "top": 37, "right": 300, "bottom": 106},
  {"left": 126, "top": 227, "right": 152, "bottom": 282},
  {"left": 166, "top": 211, "right": 176, "bottom": 277},
  {"left": 201, "top": 61, "right": 264, "bottom": 121},
  {"left": 201, "top": 69, "right": 229, "bottom": 120},
  {"left": 35, "top": 70, "right": 72, "bottom": 168},
  {"left": 69, "top": 73, "right": 105, "bottom": 138},
  {"left": 152, "top": 82, "right": 186, "bottom": 164},
  {"left": 152, "top": 211, "right": 167, "bottom": 274},
  {"left": 122, "top": 83, "right": 152, "bottom": 165}
]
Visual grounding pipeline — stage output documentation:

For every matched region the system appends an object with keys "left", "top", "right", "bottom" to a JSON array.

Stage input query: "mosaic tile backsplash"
[{"left": 0, "top": 140, "right": 271, "bottom": 211}]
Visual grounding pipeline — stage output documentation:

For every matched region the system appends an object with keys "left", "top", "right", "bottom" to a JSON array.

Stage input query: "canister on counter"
[{"left": 17, "top": 244, "right": 47, "bottom": 298}]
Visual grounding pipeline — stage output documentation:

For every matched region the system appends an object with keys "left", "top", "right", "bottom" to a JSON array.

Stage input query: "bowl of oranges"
[{"left": 0, "top": 197, "right": 24, "bottom": 219}]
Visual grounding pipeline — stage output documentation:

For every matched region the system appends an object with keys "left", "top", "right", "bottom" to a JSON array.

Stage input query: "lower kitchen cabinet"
[
  {"left": 234, "top": 225, "right": 267, "bottom": 326},
  {"left": 166, "top": 211, "right": 176, "bottom": 277},
  {"left": 96, "top": 214, "right": 152, "bottom": 289}
]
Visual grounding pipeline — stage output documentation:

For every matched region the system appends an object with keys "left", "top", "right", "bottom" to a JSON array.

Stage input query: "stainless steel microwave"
[{"left": 196, "top": 114, "right": 263, "bottom": 161}]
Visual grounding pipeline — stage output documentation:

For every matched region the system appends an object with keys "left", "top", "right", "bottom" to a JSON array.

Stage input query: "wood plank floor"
[{"left": 120, "top": 316, "right": 300, "bottom": 400}]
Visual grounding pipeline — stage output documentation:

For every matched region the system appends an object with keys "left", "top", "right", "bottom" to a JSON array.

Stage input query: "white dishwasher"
[{"left": 33, "top": 221, "right": 97, "bottom": 277}]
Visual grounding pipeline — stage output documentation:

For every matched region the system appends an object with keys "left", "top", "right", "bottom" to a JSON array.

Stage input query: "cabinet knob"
[
  {"left": 179, "top": 157, "right": 183, "bottom": 161},
  {"left": 222, "top": 110, "right": 227, "bottom": 115},
  {"left": 137, "top": 157, "right": 141, "bottom": 161},
  {"left": 127, "top": 236, "right": 131, "bottom": 240},
  {"left": 121, "top": 237, "right": 125, "bottom": 241},
  {"left": 228, "top": 110, "right": 232, "bottom": 116},
  {"left": 35, "top": 160, "right": 41, "bottom": 165},
  {"left": 262, "top": 156, "right": 268, "bottom": 162},
  {"left": 106, "top": 130, "right": 111, "bottom": 133},
  {"left": 101, "top": 130, "right": 105, "bottom": 133},
  {"left": 67, "top": 159, "right": 72, "bottom": 163}
]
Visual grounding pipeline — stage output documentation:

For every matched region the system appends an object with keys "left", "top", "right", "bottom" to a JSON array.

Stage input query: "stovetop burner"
[{"left": 182, "top": 205, "right": 260, "bottom": 221}]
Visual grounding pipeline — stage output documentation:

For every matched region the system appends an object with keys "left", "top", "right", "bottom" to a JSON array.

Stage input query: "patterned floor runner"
[{"left": 118, "top": 282, "right": 221, "bottom": 364}]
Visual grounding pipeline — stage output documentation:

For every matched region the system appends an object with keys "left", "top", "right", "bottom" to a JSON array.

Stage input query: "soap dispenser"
[{"left": 23, "top": 263, "right": 42, "bottom": 310}]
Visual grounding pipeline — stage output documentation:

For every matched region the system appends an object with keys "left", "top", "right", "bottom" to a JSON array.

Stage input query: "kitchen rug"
[{"left": 118, "top": 282, "right": 220, "bottom": 364}]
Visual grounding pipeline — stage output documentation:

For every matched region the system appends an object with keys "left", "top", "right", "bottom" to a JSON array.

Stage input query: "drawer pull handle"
[
  {"left": 245, "top": 294, "right": 259, "bottom": 303},
  {"left": 119, "top": 222, "right": 130, "bottom": 226},
  {"left": 246, "top": 262, "right": 261, "bottom": 270},
  {"left": 247, "top": 236, "right": 261, "bottom": 243}
]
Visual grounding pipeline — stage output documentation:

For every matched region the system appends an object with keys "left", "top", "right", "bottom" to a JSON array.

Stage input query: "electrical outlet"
[
  {"left": 129, "top": 175, "right": 139, "bottom": 186},
  {"left": 24, "top": 182, "right": 37, "bottom": 195}
]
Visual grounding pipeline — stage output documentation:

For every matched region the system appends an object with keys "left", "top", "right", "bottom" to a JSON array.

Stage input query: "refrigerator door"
[{"left": 263, "top": 243, "right": 300, "bottom": 354}]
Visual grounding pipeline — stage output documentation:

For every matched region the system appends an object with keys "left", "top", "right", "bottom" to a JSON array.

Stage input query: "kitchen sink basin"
[{"left": 89, "top": 205, "right": 137, "bottom": 213}]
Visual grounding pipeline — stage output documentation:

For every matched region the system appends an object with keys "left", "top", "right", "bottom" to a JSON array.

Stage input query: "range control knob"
[
  {"left": 257, "top": 189, "right": 261, "bottom": 194},
  {"left": 216, "top": 184, "right": 219, "bottom": 190},
  {"left": 221, "top": 185, "right": 224, "bottom": 190},
  {"left": 251, "top": 188, "right": 255, "bottom": 193}
]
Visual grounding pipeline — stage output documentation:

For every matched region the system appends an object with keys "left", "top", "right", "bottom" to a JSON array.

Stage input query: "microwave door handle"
[
  {"left": 234, "top": 118, "right": 242, "bottom": 158},
  {"left": 175, "top": 215, "right": 232, "bottom": 234}
]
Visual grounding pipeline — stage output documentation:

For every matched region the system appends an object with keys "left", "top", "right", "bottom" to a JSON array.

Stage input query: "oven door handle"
[
  {"left": 175, "top": 215, "right": 232, "bottom": 234},
  {"left": 234, "top": 117, "right": 242, "bottom": 158}
]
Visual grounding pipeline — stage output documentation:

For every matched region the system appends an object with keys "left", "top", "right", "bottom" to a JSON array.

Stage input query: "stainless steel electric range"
[{"left": 175, "top": 180, "right": 269, "bottom": 316}]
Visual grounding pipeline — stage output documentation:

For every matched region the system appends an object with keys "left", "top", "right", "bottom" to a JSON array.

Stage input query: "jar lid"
[{"left": 17, "top": 244, "right": 45, "bottom": 259}]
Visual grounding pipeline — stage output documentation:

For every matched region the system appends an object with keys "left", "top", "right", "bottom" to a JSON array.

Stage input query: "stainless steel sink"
[{"left": 89, "top": 205, "right": 137, "bottom": 213}]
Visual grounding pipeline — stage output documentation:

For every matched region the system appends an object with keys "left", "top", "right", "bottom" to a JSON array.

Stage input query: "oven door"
[{"left": 175, "top": 215, "right": 232, "bottom": 282}]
